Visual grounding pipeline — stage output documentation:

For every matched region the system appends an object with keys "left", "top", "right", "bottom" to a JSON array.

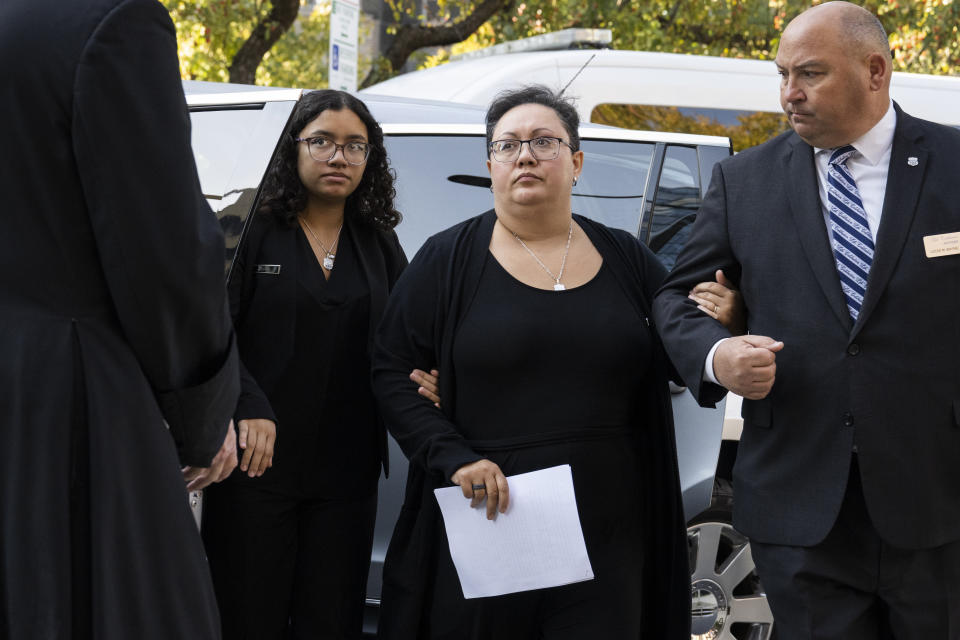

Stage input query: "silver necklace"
[
  {"left": 502, "top": 219, "right": 574, "bottom": 291},
  {"left": 300, "top": 217, "right": 343, "bottom": 270}
]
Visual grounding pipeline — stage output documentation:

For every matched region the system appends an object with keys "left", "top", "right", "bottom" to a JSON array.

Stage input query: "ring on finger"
[
  {"left": 714, "top": 303, "right": 719, "bottom": 313},
  {"left": 471, "top": 483, "right": 485, "bottom": 491}
]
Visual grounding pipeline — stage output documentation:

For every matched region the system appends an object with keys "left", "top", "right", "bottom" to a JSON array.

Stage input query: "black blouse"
[
  {"left": 230, "top": 213, "right": 407, "bottom": 497},
  {"left": 261, "top": 226, "right": 379, "bottom": 496},
  {"left": 453, "top": 255, "right": 651, "bottom": 442}
]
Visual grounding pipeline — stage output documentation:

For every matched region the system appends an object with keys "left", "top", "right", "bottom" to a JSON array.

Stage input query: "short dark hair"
[
  {"left": 258, "top": 90, "right": 401, "bottom": 231},
  {"left": 485, "top": 85, "right": 580, "bottom": 153}
]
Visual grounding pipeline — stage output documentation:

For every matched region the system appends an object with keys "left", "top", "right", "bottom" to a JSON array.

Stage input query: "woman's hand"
[
  {"left": 237, "top": 418, "right": 276, "bottom": 477},
  {"left": 411, "top": 368, "right": 441, "bottom": 408},
  {"left": 689, "top": 269, "right": 746, "bottom": 336},
  {"left": 182, "top": 420, "right": 239, "bottom": 491},
  {"left": 451, "top": 459, "right": 510, "bottom": 520}
]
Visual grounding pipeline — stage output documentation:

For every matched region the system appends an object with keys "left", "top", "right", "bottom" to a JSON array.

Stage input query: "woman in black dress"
[
  {"left": 371, "top": 86, "right": 743, "bottom": 639},
  {"left": 201, "top": 90, "right": 428, "bottom": 640}
]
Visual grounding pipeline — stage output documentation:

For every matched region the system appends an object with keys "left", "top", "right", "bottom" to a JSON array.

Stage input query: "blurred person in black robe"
[{"left": 0, "top": 0, "right": 240, "bottom": 637}]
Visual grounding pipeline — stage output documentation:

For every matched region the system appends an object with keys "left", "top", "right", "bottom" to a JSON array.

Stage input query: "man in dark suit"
[
  {"left": 0, "top": 0, "right": 240, "bottom": 637},
  {"left": 654, "top": 2, "right": 960, "bottom": 638}
]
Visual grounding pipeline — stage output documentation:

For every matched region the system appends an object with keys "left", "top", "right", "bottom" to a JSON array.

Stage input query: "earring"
[{"left": 573, "top": 176, "right": 579, "bottom": 186}]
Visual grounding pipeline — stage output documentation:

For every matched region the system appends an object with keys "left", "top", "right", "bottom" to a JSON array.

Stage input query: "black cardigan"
[{"left": 372, "top": 209, "right": 690, "bottom": 639}]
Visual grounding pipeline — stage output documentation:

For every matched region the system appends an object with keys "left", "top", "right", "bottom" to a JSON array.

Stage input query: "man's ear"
[{"left": 866, "top": 51, "right": 889, "bottom": 92}]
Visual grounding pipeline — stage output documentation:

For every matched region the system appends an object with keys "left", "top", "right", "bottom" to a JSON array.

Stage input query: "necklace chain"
[
  {"left": 300, "top": 216, "right": 343, "bottom": 270},
  {"left": 501, "top": 219, "right": 574, "bottom": 291}
]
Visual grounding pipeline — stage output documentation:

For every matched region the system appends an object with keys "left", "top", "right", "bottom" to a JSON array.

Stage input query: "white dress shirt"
[{"left": 703, "top": 101, "right": 896, "bottom": 385}]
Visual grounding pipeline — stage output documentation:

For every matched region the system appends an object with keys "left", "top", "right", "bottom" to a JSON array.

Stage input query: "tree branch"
[
  {"left": 229, "top": 0, "right": 301, "bottom": 84},
  {"left": 360, "top": 0, "right": 513, "bottom": 88}
]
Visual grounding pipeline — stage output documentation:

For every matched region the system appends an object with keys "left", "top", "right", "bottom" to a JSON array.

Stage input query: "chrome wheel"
[{"left": 688, "top": 521, "right": 774, "bottom": 640}]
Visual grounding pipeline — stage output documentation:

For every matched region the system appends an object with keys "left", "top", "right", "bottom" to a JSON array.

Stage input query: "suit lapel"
[
  {"left": 786, "top": 136, "right": 853, "bottom": 331},
  {"left": 854, "top": 110, "right": 926, "bottom": 334}
]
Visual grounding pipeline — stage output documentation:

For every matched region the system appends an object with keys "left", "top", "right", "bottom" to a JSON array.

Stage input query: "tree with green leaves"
[
  {"left": 163, "top": 0, "right": 329, "bottom": 87},
  {"left": 164, "top": 0, "right": 960, "bottom": 91}
]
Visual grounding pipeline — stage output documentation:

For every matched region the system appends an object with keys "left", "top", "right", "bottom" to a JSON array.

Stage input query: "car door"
[{"left": 185, "top": 93, "right": 298, "bottom": 523}]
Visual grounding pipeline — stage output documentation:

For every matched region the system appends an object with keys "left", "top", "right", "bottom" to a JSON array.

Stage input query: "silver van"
[{"left": 185, "top": 80, "right": 771, "bottom": 640}]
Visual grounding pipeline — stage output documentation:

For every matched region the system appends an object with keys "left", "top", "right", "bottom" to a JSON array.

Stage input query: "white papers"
[{"left": 433, "top": 464, "right": 594, "bottom": 599}]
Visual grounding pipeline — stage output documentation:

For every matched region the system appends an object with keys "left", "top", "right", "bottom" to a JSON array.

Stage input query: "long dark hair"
[{"left": 258, "top": 90, "right": 401, "bottom": 230}]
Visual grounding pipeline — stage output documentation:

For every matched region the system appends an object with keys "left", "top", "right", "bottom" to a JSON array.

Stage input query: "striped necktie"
[{"left": 827, "top": 145, "right": 874, "bottom": 321}]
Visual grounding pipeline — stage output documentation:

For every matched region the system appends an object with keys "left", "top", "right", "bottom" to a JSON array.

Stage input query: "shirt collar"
[{"left": 815, "top": 100, "right": 896, "bottom": 165}]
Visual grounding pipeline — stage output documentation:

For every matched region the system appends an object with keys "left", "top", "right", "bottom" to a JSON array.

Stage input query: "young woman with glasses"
[
  {"left": 201, "top": 90, "right": 436, "bottom": 640},
  {"left": 371, "top": 85, "right": 744, "bottom": 639}
]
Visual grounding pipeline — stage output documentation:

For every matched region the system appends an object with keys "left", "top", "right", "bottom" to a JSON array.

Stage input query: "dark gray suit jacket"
[{"left": 653, "top": 104, "right": 960, "bottom": 550}]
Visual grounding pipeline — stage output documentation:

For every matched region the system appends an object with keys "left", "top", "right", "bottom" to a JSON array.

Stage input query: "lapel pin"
[{"left": 907, "top": 157, "right": 919, "bottom": 166}]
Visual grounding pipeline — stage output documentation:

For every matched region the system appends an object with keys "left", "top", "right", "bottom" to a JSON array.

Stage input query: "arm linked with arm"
[
  {"left": 226, "top": 216, "right": 278, "bottom": 426},
  {"left": 652, "top": 162, "right": 739, "bottom": 407},
  {"left": 371, "top": 240, "right": 481, "bottom": 482}
]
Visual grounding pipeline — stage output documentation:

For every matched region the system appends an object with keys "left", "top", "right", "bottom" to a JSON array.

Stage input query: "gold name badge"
[{"left": 923, "top": 232, "right": 960, "bottom": 258}]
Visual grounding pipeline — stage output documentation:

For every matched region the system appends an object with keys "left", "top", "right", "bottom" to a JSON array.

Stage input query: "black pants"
[
  {"left": 202, "top": 480, "right": 377, "bottom": 640},
  {"left": 751, "top": 457, "right": 960, "bottom": 640}
]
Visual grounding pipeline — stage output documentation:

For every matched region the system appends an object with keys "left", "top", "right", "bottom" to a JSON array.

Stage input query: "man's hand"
[
  {"left": 238, "top": 418, "right": 276, "bottom": 477},
  {"left": 713, "top": 335, "right": 784, "bottom": 399},
  {"left": 182, "top": 420, "right": 238, "bottom": 491},
  {"left": 451, "top": 459, "right": 510, "bottom": 520},
  {"left": 411, "top": 368, "right": 441, "bottom": 408}
]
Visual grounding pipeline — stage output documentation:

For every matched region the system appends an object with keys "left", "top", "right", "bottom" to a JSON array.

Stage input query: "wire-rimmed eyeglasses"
[
  {"left": 488, "top": 136, "right": 575, "bottom": 163},
  {"left": 294, "top": 135, "right": 370, "bottom": 165}
]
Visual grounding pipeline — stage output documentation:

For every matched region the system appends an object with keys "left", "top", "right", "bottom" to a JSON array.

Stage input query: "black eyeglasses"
[
  {"left": 294, "top": 135, "right": 370, "bottom": 165},
  {"left": 488, "top": 136, "right": 575, "bottom": 163}
]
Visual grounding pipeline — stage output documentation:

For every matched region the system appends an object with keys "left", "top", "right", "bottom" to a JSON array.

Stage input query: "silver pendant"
[
  {"left": 323, "top": 254, "right": 335, "bottom": 270},
  {"left": 553, "top": 283, "right": 565, "bottom": 291}
]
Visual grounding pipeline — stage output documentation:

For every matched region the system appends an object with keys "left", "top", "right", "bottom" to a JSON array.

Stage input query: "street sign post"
[{"left": 329, "top": 0, "right": 359, "bottom": 92}]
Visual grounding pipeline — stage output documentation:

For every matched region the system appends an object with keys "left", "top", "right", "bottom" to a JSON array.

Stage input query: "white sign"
[{"left": 329, "top": 0, "right": 360, "bottom": 92}]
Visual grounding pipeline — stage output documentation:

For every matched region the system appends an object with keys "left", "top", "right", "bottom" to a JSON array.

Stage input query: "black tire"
[{"left": 687, "top": 479, "right": 775, "bottom": 640}]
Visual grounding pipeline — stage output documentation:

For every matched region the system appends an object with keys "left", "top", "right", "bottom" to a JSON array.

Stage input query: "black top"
[
  {"left": 229, "top": 211, "right": 408, "bottom": 494},
  {"left": 262, "top": 226, "right": 380, "bottom": 496},
  {"left": 454, "top": 255, "right": 650, "bottom": 442}
]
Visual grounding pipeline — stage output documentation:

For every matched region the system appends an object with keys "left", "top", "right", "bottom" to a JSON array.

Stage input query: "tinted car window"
[
  {"left": 189, "top": 101, "right": 295, "bottom": 269},
  {"left": 591, "top": 103, "right": 789, "bottom": 152},
  {"left": 574, "top": 140, "right": 654, "bottom": 236},
  {"left": 384, "top": 135, "right": 494, "bottom": 254},
  {"left": 644, "top": 145, "right": 701, "bottom": 271}
]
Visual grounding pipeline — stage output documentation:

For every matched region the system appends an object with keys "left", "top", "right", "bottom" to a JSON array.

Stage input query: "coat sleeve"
[
  {"left": 652, "top": 161, "right": 739, "bottom": 407},
  {"left": 71, "top": 0, "right": 239, "bottom": 466},
  {"left": 372, "top": 238, "right": 481, "bottom": 482},
  {"left": 227, "top": 215, "right": 278, "bottom": 425},
  {"left": 632, "top": 237, "right": 686, "bottom": 385},
  {"left": 590, "top": 221, "right": 684, "bottom": 385}
]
